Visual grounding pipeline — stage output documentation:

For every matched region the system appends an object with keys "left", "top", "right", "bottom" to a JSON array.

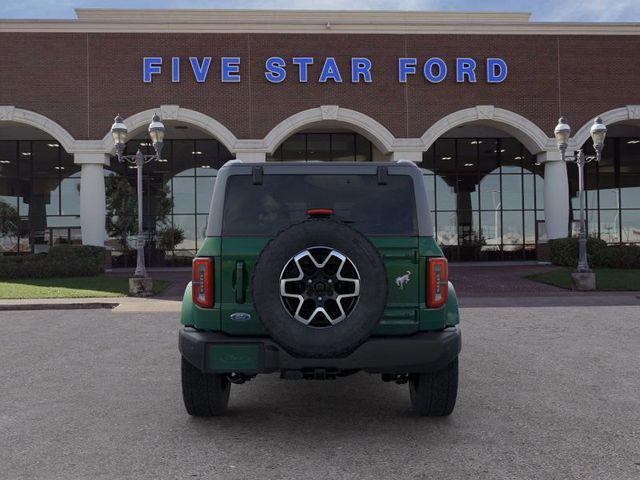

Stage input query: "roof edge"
[{"left": 73, "top": 8, "right": 533, "bottom": 24}]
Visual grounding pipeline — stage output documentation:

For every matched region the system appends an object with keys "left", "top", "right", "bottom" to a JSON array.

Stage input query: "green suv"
[{"left": 179, "top": 160, "right": 461, "bottom": 416}]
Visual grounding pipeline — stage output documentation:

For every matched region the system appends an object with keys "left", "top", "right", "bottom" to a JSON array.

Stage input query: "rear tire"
[
  {"left": 409, "top": 358, "right": 458, "bottom": 417},
  {"left": 181, "top": 358, "right": 230, "bottom": 417}
]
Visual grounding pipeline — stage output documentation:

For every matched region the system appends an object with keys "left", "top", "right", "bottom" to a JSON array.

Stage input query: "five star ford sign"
[{"left": 142, "top": 57, "right": 508, "bottom": 84}]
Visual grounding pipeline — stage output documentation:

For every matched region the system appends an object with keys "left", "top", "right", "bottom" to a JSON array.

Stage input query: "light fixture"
[
  {"left": 54, "top": 166, "right": 65, "bottom": 170},
  {"left": 441, "top": 156, "right": 453, "bottom": 160},
  {"left": 0, "top": 160, "right": 10, "bottom": 164},
  {"left": 21, "top": 152, "right": 31, "bottom": 156},
  {"left": 139, "top": 142, "right": 151, "bottom": 147},
  {"left": 47, "top": 143, "right": 60, "bottom": 148},
  {"left": 554, "top": 117, "right": 571, "bottom": 153},
  {"left": 514, "top": 156, "right": 523, "bottom": 160},
  {"left": 470, "top": 140, "right": 483, "bottom": 145},
  {"left": 148, "top": 113, "right": 165, "bottom": 156},
  {"left": 158, "top": 158, "right": 168, "bottom": 163},
  {"left": 200, "top": 165, "right": 211, "bottom": 169},
  {"left": 590, "top": 117, "right": 607, "bottom": 154},
  {"left": 464, "top": 163, "right": 474, "bottom": 167},
  {"left": 627, "top": 139, "right": 640, "bottom": 144},
  {"left": 110, "top": 115, "right": 128, "bottom": 154},
  {"left": 192, "top": 151, "right": 203, "bottom": 155},
  {"left": 501, "top": 149, "right": 506, "bottom": 153}
]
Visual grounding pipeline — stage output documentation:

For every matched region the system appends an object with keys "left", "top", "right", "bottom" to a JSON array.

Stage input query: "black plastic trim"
[{"left": 179, "top": 327, "right": 461, "bottom": 375}]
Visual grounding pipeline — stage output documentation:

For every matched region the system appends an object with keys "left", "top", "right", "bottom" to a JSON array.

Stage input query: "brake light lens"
[
  {"left": 192, "top": 258, "right": 214, "bottom": 308},
  {"left": 427, "top": 257, "right": 448, "bottom": 308},
  {"left": 306, "top": 208, "right": 334, "bottom": 217}
]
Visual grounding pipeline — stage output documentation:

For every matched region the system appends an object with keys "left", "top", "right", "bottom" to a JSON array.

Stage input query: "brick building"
[{"left": 1, "top": 9, "right": 639, "bottom": 263}]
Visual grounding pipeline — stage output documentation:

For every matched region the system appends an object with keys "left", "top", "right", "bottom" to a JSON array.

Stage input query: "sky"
[{"left": 1, "top": 0, "right": 640, "bottom": 22}]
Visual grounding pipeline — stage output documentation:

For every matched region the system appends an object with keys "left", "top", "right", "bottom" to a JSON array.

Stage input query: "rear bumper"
[{"left": 179, "top": 327, "right": 461, "bottom": 375}]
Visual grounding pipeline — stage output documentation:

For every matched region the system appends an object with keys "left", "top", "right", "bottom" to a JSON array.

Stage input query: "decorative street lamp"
[
  {"left": 554, "top": 116, "right": 607, "bottom": 286},
  {"left": 110, "top": 114, "right": 165, "bottom": 281}
]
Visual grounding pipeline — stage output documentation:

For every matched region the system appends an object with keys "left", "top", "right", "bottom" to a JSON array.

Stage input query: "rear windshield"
[{"left": 222, "top": 174, "right": 417, "bottom": 236}]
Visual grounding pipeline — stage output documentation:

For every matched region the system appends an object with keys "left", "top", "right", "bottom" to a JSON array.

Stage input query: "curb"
[{"left": 0, "top": 302, "right": 120, "bottom": 312}]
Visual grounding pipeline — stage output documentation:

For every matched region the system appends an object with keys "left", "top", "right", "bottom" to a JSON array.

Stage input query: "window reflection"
[
  {"left": 570, "top": 136, "right": 640, "bottom": 245},
  {"left": 428, "top": 136, "right": 544, "bottom": 260},
  {"left": 105, "top": 138, "right": 231, "bottom": 266},
  {"left": 0, "top": 140, "right": 79, "bottom": 253}
]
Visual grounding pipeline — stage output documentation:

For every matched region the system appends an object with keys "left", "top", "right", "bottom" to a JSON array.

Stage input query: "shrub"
[
  {"left": 0, "top": 245, "right": 106, "bottom": 279},
  {"left": 593, "top": 245, "right": 640, "bottom": 269},
  {"left": 550, "top": 237, "right": 640, "bottom": 269},
  {"left": 157, "top": 226, "right": 185, "bottom": 252},
  {"left": 549, "top": 237, "right": 607, "bottom": 267}
]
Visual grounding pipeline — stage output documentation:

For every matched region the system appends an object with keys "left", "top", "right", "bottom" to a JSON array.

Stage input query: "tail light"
[
  {"left": 307, "top": 208, "right": 334, "bottom": 217},
  {"left": 192, "top": 258, "right": 214, "bottom": 308},
  {"left": 426, "top": 257, "right": 448, "bottom": 308}
]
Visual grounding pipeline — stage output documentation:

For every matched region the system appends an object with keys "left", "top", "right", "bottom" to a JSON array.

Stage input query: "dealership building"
[{"left": 1, "top": 9, "right": 639, "bottom": 264}]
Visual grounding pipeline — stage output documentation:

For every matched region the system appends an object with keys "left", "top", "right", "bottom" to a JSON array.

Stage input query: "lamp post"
[
  {"left": 553, "top": 116, "right": 607, "bottom": 286},
  {"left": 110, "top": 114, "right": 165, "bottom": 281}
]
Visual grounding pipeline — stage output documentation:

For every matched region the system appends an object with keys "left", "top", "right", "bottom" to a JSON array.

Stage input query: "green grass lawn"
[
  {"left": 527, "top": 268, "right": 640, "bottom": 291},
  {"left": 0, "top": 276, "right": 169, "bottom": 299}
]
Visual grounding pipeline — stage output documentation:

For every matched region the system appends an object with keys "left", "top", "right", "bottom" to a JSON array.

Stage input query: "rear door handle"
[{"left": 234, "top": 261, "right": 245, "bottom": 303}]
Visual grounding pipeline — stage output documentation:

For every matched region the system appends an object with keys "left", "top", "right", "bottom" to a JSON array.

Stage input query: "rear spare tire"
[{"left": 252, "top": 219, "right": 387, "bottom": 358}]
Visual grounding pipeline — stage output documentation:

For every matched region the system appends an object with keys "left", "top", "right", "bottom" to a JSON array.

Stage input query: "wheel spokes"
[{"left": 279, "top": 247, "right": 360, "bottom": 326}]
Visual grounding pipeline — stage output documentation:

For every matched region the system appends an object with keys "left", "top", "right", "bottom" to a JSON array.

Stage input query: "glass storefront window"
[
  {"left": 570, "top": 136, "right": 640, "bottom": 244},
  {"left": 282, "top": 134, "right": 306, "bottom": 161},
  {"left": 599, "top": 210, "right": 620, "bottom": 243},
  {"left": 0, "top": 140, "right": 78, "bottom": 253},
  {"left": 172, "top": 177, "right": 195, "bottom": 214},
  {"left": 196, "top": 176, "right": 216, "bottom": 214},
  {"left": 435, "top": 175, "right": 456, "bottom": 211},
  {"left": 501, "top": 175, "right": 523, "bottom": 211},
  {"left": 479, "top": 175, "right": 501, "bottom": 211},
  {"left": 307, "top": 134, "right": 331, "bottom": 161},
  {"left": 621, "top": 210, "right": 640, "bottom": 243},
  {"left": 427, "top": 136, "right": 546, "bottom": 260},
  {"left": 435, "top": 139, "right": 456, "bottom": 175},
  {"left": 502, "top": 211, "right": 524, "bottom": 248}
]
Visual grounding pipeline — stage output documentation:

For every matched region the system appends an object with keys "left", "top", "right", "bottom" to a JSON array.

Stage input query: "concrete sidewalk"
[{"left": 0, "top": 296, "right": 182, "bottom": 312}]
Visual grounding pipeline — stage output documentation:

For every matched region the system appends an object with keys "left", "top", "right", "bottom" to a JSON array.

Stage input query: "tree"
[
  {"left": 0, "top": 201, "right": 21, "bottom": 250},
  {"left": 105, "top": 175, "right": 173, "bottom": 252}
]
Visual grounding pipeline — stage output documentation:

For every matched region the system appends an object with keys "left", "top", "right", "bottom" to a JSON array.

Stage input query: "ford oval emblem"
[{"left": 230, "top": 312, "right": 252, "bottom": 322}]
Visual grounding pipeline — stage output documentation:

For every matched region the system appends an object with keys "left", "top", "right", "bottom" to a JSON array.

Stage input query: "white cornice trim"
[
  {"left": 75, "top": 9, "right": 532, "bottom": 23},
  {"left": 1, "top": 9, "right": 640, "bottom": 35}
]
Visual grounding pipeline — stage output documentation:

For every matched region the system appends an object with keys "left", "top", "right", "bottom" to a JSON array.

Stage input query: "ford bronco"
[{"left": 179, "top": 160, "right": 461, "bottom": 416}]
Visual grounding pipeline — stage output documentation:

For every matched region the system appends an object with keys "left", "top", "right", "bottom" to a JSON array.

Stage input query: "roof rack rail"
[{"left": 393, "top": 159, "right": 419, "bottom": 167}]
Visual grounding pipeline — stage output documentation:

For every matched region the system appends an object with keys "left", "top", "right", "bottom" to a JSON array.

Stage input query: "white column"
[
  {"left": 538, "top": 151, "right": 569, "bottom": 239},
  {"left": 75, "top": 153, "right": 109, "bottom": 246},
  {"left": 391, "top": 151, "right": 423, "bottom": 163},
  {"left": 235, "top": 151, "right": 266, "bottom": 162}
]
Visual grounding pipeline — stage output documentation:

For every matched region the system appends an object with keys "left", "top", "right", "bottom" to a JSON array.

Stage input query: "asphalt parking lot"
[{"left": 1, "top": 306, "right": 639, "bottom": 480}]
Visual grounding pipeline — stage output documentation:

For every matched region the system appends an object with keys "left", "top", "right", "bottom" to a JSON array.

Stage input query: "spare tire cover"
[{"left": 252, "top": 219, "right": 387, "bottom": 358}]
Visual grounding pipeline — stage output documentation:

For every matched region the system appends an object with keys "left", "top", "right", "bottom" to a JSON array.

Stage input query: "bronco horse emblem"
[{"left": 395, "top": 271, "right": 412, "bottom": 290}]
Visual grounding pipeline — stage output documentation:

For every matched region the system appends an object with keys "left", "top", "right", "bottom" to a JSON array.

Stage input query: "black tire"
[
  {"left": 409, "top": 358, "right": 459, "bottom": 417},
  {"left": 181, "top": 358, "right": 230, "bottom": 417},
  {"left": 252, "top": 219, "right": 388, "bottom": 358}
]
